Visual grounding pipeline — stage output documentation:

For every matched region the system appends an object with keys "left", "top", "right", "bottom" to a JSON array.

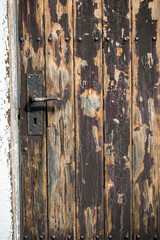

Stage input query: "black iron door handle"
[{"left": 30, "top": 94, "right": 62, "bottom": 102}]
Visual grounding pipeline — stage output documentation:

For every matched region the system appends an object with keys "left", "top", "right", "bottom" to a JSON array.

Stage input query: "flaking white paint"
[{"left": 0, "top": 0, "right": 12, "bottom": 239}]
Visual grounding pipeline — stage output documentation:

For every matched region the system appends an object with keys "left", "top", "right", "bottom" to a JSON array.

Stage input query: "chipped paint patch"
[
  {"left": 92, "top": 126, "right": 101, "bottom": 152},
  {"left": 80, "top": 89, "right": 101, "bottom": 118}
]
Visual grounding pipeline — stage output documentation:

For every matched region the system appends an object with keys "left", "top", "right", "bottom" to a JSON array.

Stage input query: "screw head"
[
  {"left": 152, "top": 36, "right": 157, "bottom": 41},
  {"left": 78, "top": 37, "right": 82, "bottom": 42},
  {"left": 65, "top": 37, "right": 70, "bottom": 42},
  {"left": 37, "top": 37, "right": 42, "bottom": 43},
  {"left": 106, "top": 37, "right": 110, "bottom": 42},
  {"left": 80, "top": 236, "right": 84, "bottom": 239},
  {"left": 135, "top": 36, "right": 139, "bottom": 41},
  {"left": 94, "top": 37, "right": 99, "bottom": 41},
  {"left": 108, "top": 235, "right": 112, "bottom": 239},
  {"left": 136, "top": 234, "right": 140, "bottom": 239}
]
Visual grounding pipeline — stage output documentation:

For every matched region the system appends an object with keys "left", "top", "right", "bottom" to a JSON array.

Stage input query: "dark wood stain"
[
  {"left": 103, "top": 0, "right": 131, "bottom": 239},
  {"left": 133, "top": 0, "right": 159, "bottom": 239},
  {"left": 19, "top": 0, "right": 160, "bottom": 239}
]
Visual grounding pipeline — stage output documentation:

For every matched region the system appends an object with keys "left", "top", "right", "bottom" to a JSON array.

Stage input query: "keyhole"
[{"left": 34, "top": 118, "right": 37, "bottom": 125}]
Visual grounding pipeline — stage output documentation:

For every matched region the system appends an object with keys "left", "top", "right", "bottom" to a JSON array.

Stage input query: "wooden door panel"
[
  {"left": 74, "top": 1, "right": 104, "bottom": 239},
  {"left": 103, "top": 0, "right": 132, "bottom": 239},
  {"left": 132, "top": 1, "right": 160, "bottom": 239},
  {"left": 45, "top": 0, "right": 75, "bottom": 239},
  {"left": 19, "top": 0, "right": 160, "bottom": 239},
  {"left": 19, "top": 0, "right": 47, "bottom": 238}
]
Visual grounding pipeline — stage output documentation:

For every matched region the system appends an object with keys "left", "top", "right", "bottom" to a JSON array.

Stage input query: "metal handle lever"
[{"left": 30, "top": 94, "right": 62, "bottom": 102}]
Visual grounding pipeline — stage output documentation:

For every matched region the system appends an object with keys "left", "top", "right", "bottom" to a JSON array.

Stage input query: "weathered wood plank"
[
  {"left": 132, "top": 0, "right": 160, "bottom": 239},
  {"left": 19, "top": 0, "right": 47, "bottom": 238},
  {"left": 74, "top": 1, "right": 104, "bottom": 239},
  {"left": 103, "top": 0, "right": 132, "bottom": 239},
  {"left": 44, "top": 0, "right": 75, "bottom": 239}
]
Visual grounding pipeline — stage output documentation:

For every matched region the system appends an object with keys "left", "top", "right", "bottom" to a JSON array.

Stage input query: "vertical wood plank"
[
  {"left": 74, "top": 1, "right": 104, "bottom": 239},
  {"left": 132, "top": 0, "right": 160, "bottom": 239},
  {"left": 19, "top": 0, "right": 47, "bottom": 238},
  {"left": 103, "top": 0, "right": 132, "bottom": 239},
  {"left": 44, "top": 0, "right": 75, "bottom": 239}
]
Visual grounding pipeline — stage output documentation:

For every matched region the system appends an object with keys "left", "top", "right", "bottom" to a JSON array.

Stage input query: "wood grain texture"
[
  {"left": 132, "top": 0, "right": 160, "bottom": 239},
  {"left": 44, "top": 0, "right": 75, "bottom": 239},
  {"left": 103, "top": 0, "right": 132, "bottom": 239},
  {"left": 19, "top": 0, "right": 47, "bottom": 238},
  {"left": 74, "top": 1, "right": 104, "bottom": 239}
]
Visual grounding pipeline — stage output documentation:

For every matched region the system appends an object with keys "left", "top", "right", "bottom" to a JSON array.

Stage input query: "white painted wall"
[
  {"left": 0, "top": 0, "right": 20, "bottom": 239},
  {"left": 0, "top": 0, "right": 12, "bottom": 238}
]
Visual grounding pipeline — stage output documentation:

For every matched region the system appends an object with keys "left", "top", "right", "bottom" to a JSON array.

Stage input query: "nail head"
[
  {"left": 136, "top": 234, "right": 140, "bottom": 239},
  {"left": 37, "top": 37, "right": 42, "bottom": 42},
  {"left": 106, "top": 37, "right": 110, "bottom": 42},
  {"left": 65, "top": 37, "right": 70, "bottom": 42},
  {"left": 51, "top": 236, "right": 56, "bottom": 239},
  {"left": 23, "top": 147, "right": 28, "bottom": 152},
  {"left": 48, "top": 36, "right": 52, "bottom": 42},
  {"left": 20, "top": 37, "right": 24, "bottom": 42},
  {"left": 94, "top": 37, "right": 99, "bottom": 41},
  {"left": 123, "top": 37, "right": 128, "bottom": 42}
]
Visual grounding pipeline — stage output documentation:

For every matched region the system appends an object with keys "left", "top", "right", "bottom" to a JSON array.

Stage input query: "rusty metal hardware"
[
  {"left": 27, "top": 74, "right": 43, "bottom": 135},
  {"left": 30, "top": 94, "right": 62, "bottom": 103}
]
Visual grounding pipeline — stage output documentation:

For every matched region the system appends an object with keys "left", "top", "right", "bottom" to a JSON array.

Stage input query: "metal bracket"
[{"left": 27, "top": 74, "right": 44, "bottom": 135}]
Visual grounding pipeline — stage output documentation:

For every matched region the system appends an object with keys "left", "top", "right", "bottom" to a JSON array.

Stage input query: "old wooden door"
[{"left": 19, "top": 0, "right": 160, "bottom": 239}]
